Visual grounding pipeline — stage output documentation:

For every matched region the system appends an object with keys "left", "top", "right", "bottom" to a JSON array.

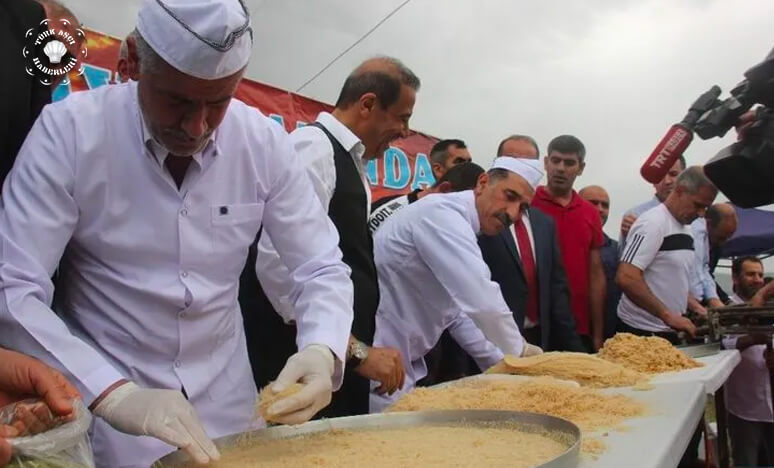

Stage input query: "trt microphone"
[
  {"left": 640, "top": 86, "right": 722, "bottom": 184},
  {"left": 640, "top": 124, "right": 693, "bottom": 183}
]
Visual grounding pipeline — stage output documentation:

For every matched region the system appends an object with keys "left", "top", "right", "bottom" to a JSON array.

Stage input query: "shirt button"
[
  {"left": 179, "top": 311, "right": 187, "bottom": 318},
  {"left": 181, "top": 271, "right": 188, "bottom": 278},
  {"left": 174, "top": 360, "right": 182, "bottom": 368},
  {"left": 180, "top": 209, "right": 188, "bottom": 217}
]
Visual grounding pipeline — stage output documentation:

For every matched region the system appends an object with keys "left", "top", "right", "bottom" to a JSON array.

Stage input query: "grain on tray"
[
  {"left": 487, "top": 352, "right": 647, "bottom": 387},
  {"left": 201, "top": 424, "right": 569, "bottom": 468},
  {"left": 256, "top": 383, "right": 304, "bottom": 422},
  {"left": 388, "top": 377, "right": 646, "bottom": 433},
  {"left": 598, "top": 333, "right": 703, "bottom": 373}
]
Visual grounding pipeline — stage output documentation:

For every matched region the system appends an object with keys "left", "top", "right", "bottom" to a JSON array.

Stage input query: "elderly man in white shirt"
[
  {"left": 0, "top": 1, "right": 354, "bottom": 466},
  {"left": 369, "top": 157, "right": 545, "bottom": 412}
]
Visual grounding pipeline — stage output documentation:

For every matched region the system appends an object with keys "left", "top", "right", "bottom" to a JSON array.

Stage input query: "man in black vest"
[
  {"left": 478, "top": 135, "right": 584, "bottom": 352},
  {"left": 242, "top": 57, "right": 420, "bottom": 416}
]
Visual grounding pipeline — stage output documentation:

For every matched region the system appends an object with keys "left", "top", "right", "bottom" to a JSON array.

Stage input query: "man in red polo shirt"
[{"left": 531, "top": 135, "right": 605, "bottom": 352}]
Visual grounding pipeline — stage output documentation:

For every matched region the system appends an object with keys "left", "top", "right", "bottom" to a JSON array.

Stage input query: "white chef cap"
[
  {"left": 137, "top": 0, "right": 253, "bottom": 80},
  {"left": 490, "top": 157, "right": 544, "bottom": 190}
]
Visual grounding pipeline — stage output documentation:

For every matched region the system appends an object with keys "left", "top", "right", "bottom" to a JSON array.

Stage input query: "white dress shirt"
[
  {"left": 722, "top": 294, "right": 773, "bottom": 423},
  {"left": 0, "top": 82, "right": 353, "bottom": 467},
  {"left": 690, "top": 218, "right": 719, "bottom": 301},
  {"left": 369, "top": 190, "right": 523, "bottom": 412},
  {"left": 511, "top": 211, "right": 538, "bottom": 328},
  {"left": 256, "top": 112, "right": 366, "bottom": 323}
]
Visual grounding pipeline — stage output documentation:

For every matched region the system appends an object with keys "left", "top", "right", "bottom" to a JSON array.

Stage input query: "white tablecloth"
[
  {"left": 444, "top": 374, "right": 707, "bottom": 468},
  {"left": 650, "top": 350, "right": 741, "bottom": 394},
  {"left": 580, "top": 381, "right": 706, "bottom": 468}
]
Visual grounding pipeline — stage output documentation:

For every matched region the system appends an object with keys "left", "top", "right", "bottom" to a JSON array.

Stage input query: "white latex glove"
[
  {"left": 92, "top": 382, "right": 219, "bottom": 465},
  {"left": 267, "top": 344, "right": 334, "bottom": 425},
  {"left": 520, "top": 342, "right": 543, "bottom": 357}
]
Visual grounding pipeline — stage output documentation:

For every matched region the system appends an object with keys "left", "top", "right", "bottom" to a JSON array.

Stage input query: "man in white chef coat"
[
  {"left": 369, "top": 157, "right": 545, "bottom": 412},
  {"left": 0, "top": 1, "right": 354, "bottom": 466}
]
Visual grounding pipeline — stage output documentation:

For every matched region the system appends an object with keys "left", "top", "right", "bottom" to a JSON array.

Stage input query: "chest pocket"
[{"left": 210, "top": 203, "right": 263, "bottom": 259}]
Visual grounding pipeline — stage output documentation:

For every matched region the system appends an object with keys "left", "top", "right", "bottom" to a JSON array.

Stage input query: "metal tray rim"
[{"left": 154, "top": 409, "right": 581, "bottom": 468}]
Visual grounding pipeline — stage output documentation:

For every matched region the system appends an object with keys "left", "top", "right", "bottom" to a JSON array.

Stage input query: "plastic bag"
[{"left": 1, "top": 399, "right": 94, "bottom": 468}]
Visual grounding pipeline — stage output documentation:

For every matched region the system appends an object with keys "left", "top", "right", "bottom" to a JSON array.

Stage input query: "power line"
[{"left": 295, "top": 0, "right": 412, "bottom": 93}]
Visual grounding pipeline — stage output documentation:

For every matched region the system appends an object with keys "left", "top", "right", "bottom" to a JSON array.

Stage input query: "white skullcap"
[
  {"left": 137, "top": 0, "right": 253, "bottom": 80},
  {"left": 490, "top": 157, "right": 544, "bottom": 190}
]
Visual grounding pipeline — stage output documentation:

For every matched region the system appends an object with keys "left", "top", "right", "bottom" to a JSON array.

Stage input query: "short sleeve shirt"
[
  {"left": 616, "top": 203, "right": 694, "bottom": 332},
  {"left": 531, "top": 187, "right": 605, "bottom": 335}
]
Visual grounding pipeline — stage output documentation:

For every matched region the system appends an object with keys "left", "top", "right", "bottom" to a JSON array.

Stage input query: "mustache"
[
  {"left": 494, "top": 212, "right": 512, "bottom": 227},
  {"left": 161, "top": 128, "right": 212, "bottom": 142}
]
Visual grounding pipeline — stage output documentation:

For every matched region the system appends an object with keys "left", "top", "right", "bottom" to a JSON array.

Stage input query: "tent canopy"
[{"left": 720, "top": 207, "right": 774, "bottom": 258}]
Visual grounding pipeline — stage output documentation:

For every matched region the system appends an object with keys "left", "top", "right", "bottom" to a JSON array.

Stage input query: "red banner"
[{"left": 57, "top": 29, "right": 437, "bottom": 202}]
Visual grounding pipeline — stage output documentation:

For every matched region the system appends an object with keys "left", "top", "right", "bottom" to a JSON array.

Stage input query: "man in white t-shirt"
[{"left": 616, "top": 166, "right": 718, "bottom": 341}]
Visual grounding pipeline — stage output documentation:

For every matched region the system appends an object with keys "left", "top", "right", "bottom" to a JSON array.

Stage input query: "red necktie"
[{"left": 514, "top": 218, "right": 539, "bottom": 324}]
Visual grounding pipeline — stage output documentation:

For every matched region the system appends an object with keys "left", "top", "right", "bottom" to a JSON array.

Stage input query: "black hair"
[
  {"left": 547, "top": 135, "right": 586, "bottom": 162},
  {"left": 433, "top": 162, "right": 484, "bottom": 191},
  {"left": 334, "top": 57, "right": 420, "bottom": 109},
  {"left": 429, "top": 139, "right": 467, "bottom": 165},
  {"left": 732, "top": 256, "right": 762, "bottom": 277}
]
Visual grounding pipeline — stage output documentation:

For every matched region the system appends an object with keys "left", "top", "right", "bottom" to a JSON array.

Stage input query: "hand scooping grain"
[{"left": 256, "top": 383, "right": 304, "bottom": 423}]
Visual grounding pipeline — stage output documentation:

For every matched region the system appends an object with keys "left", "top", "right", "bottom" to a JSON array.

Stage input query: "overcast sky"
[{"left": 66, "top": 0, "right": 774, "bottom": 237}]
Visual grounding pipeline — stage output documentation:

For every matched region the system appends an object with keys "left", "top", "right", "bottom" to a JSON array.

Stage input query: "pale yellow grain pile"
[
  {"left": 256, "top": 383, "right": 304, "bottom": 422},
  {"left": 598, "top": 333, "right": 703, "bottom": 373},
  {"left": 488, "top": 352, "right": 647, "bottom": 387},
  {"left": 388, "top": 377, "right": 646, "bottom": 432},
  {"left": 202, "top": 425, "right": 569, "bottom": 468}
]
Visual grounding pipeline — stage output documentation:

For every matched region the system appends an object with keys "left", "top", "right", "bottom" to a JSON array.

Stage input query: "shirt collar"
[
  {"left": 535, "top": 186, "right": 582, "bottom": 208},
  {"left": 461, "top": 190, "right": 481, "bottom": 234},
  {"left": 134, "top": 83, "right": 218, "bottom": 167},
  {"left": 316, "top": 112, "right": 365, "bottom": 160}
]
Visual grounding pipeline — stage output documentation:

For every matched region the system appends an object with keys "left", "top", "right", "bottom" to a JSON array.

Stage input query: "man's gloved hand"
[
  {"left": 520, "top": 343, "right": 543, "bottom": 357},
  {"left": 484, "top": 359, "right": 510, "bottom": 374},
  {"left": 266, "top": 344, "right": 335, "bottom": 425},
  {"left": 92, "top": 382, "right": 219, "bottom": 465}
]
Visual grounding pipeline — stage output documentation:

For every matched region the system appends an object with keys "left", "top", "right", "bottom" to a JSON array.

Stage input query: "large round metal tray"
[{"left": 154, "top": 410, "right": 580, "bottom": 467}]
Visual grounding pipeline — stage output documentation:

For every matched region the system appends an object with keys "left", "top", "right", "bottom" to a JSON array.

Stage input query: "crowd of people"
[{"left": 0, "top": 0, "right": 772, "bottom": 467}]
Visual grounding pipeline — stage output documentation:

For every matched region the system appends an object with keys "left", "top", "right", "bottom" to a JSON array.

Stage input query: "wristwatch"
[{"left": 347, "top": 339, "right": 370, "bottom": 368}]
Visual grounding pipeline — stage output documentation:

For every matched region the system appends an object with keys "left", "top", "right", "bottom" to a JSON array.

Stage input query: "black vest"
[
  {"left": 311, "top": 122, "right": 378, "bottom": 345},
  {"left": 240, "top": 122, "right": 378, "bottom": 416}
]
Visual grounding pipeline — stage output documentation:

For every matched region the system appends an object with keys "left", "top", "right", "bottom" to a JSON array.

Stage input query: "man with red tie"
[{"left": 478, "top": 135, "right": 584, "bottom": 351}]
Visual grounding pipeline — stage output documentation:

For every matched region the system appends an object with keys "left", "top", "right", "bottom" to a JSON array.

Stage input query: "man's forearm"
[
  {"left": 619, "top": 275, "right": 671, "bottom": 322},
  {"left": 589, "top": 270, "right": 605, "bottom": 339},
  {"left": 588, "top": 251, "right": 606, "bottom": 344}
]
